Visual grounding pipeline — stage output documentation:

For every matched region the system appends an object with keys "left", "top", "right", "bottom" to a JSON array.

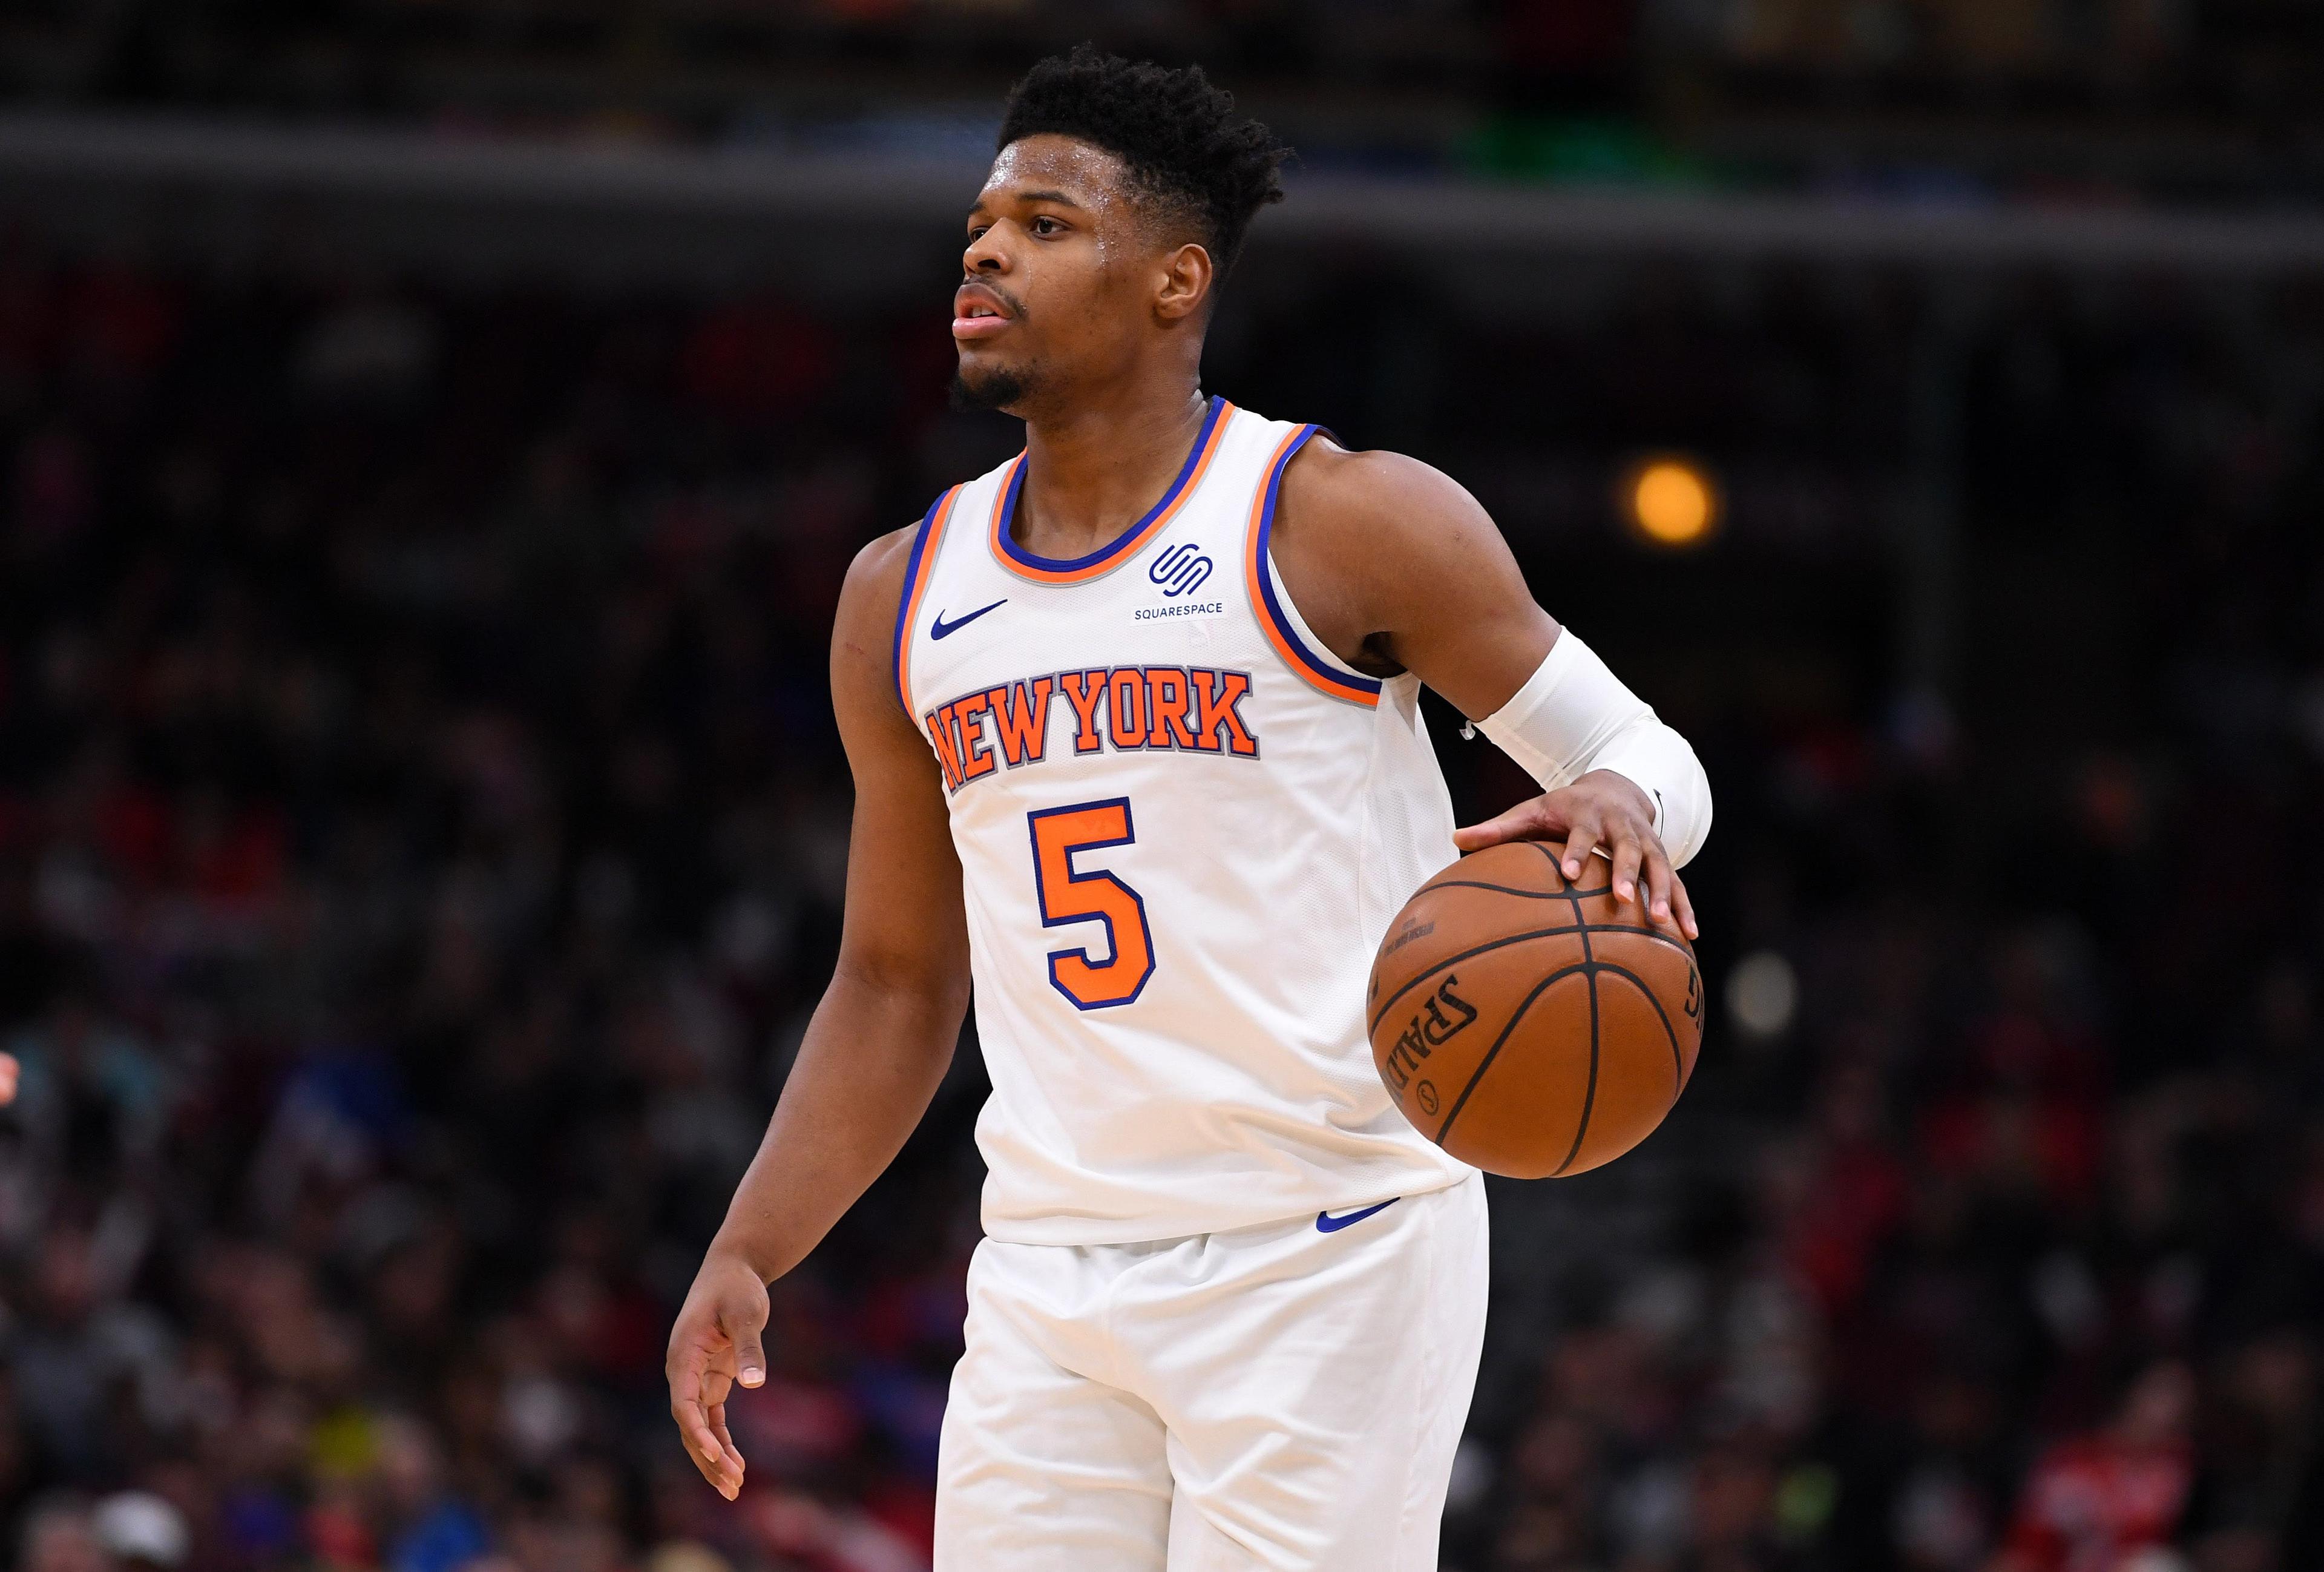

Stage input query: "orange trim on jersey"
[
  {"left": 1243, "top": 426, "right": 1384, "bottom": 708},
  {"left": 988, "top": 398, "right": 1236, "bottom": 585},
  {"left": 893, "top": 484, "right": 962, "bottom": 713}
]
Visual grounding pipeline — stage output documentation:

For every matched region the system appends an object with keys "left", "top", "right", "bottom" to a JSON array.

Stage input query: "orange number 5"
[{"left": 1027, "top": 798, "right": 1155, "bottom": 1010}]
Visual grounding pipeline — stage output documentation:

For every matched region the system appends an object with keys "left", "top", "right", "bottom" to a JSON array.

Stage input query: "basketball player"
[{"left": 667, "top": 48, "right": 1712, "bottom": 1571}]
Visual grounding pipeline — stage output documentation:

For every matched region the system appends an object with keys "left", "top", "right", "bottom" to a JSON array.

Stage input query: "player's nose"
[{"left": 962, "top": 226, "right": 1011, "bottom": 275}]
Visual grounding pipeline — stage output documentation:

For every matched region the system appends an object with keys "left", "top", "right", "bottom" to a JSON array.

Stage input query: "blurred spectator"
[
  {"left": 21, "top": 1498, "right": 113, "bottom": 1572},
  {"left": 1992, "top": 1362, "right": 2195, "bottom": 1572},
  {"left": 91, "top": 1490, "right": 189, "bottom": 1568},
  {"left": 371, "top": 1416, "right": 489, "bottom": 1572}
]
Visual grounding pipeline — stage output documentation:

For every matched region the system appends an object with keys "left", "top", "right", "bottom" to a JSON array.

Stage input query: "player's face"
[{"left": 953, "top": 136, "right": 1161, "bottom": 412}]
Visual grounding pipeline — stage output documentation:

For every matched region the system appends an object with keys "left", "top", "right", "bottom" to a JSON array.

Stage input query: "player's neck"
[{"left": 1013, "top": 381, "right": 1210, "bottom": 559}]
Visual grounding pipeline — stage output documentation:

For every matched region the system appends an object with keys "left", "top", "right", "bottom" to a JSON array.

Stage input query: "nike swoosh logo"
[
  {"left": 1315, "top": 1199, "right": 1399, "bottom": 1233},
  {"left": 931, "top": 599, "right": 1006, "bottom": 640}
]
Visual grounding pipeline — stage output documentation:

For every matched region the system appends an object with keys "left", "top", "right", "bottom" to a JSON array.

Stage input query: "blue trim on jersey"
[
  {"left": 995, "top": 395, "right": 1227, "bottom": 576},
  {"left": 891, "top": 490, "right": 947, "bottom": 714},
  {"left": 1254, "top": 424, "right": 1387, "bottom": 701}
]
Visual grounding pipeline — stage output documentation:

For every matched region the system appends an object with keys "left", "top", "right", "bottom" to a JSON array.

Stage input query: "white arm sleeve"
[{"left": 1474, "top": 631, "right": 1713, "bottom": 868}]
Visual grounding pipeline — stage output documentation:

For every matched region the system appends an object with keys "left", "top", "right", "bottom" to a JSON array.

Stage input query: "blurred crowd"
[
  {"left": 0, "top": 0, "right": 2283, "bottom": 86},
  {"left": 0, "top": 246, "right": 977, "bottom": 1572},
  {"left": 0, "top": 229, "right": 2318, "bottom": 1572},
  {"left": 6, "top": 2, "right": 2319, "bottom": 204}
]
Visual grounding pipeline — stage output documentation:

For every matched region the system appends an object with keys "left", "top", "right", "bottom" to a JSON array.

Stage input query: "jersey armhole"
[
  {"left": 1241, "top": 425, "right": 1385, "bottom": 709},
  {"left": 892, "top": 485, "right": 962, "bottom": 715}
]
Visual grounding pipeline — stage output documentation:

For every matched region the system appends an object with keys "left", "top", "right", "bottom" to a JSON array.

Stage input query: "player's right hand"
[{"left": 666, "top": 1249, "right": 771, "bottom": 1500}]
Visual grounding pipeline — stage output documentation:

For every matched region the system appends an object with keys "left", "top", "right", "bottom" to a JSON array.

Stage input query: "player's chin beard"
[{"left": 950, "top": 361, "right": 1034, "bottom": 414}]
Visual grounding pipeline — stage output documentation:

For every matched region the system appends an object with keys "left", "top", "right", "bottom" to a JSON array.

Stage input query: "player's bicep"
[
  {"left": 1279, "top": 446, "right": 1557, "bottom": 720},
  {"left": 1356, "top": 460, "right": 1558, "bottom": 718},
  {"left": 827, "top": 531, "right": 971, "bottom": 1000}
]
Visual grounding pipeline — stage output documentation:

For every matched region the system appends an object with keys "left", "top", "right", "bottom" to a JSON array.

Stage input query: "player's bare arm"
[
  {"left": 1272, "top": 441, "right": 1702, "bottom": 938},
  {"left": 665, "top": 526, "right": 971, "bottom": 1501}
]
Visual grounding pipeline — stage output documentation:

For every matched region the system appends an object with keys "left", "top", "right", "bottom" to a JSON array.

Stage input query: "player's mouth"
[{"left": 953, "top": 284, "right": 1016, "bottom": 341}]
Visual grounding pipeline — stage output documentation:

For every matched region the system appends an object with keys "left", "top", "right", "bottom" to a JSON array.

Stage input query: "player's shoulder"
[
  {"left": 838, "top": 522, "right": 922, "bottom": 624},
  {"left": 849, "top": 521, "right": 922, "bottom": 590},
  {"left": 829, "top": 522, "right": 935, "bottom": 728},
  {"left": 829, "top": 522, "right": 927, "bottom": 668},
  {"left": 1275, "top": 435, "right": 1495, "bottom": 553}
]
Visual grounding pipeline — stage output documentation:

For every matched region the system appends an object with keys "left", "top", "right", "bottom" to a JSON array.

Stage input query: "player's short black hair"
[{"left": 997, "top": 46, "right": 1291, "bottom": 275}]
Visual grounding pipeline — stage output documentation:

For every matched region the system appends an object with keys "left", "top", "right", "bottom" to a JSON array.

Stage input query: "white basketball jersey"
[{"left": 895, "top": 397, "right": 1474, "bottom": 1244}]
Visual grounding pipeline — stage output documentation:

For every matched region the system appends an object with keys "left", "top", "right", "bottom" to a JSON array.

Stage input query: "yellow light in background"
[{"left": 1626, "top": 457, "right": 1720, "bottom": 548}]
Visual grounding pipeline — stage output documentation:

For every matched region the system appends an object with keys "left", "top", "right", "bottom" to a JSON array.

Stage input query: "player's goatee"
[{"left": 951, "top": 364, "right": 1031, "bottom": 413}]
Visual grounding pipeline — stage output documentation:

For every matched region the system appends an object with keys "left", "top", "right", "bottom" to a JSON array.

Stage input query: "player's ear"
[{"left": 1155, "top": 242, "right": 1213, "bottom": 323}]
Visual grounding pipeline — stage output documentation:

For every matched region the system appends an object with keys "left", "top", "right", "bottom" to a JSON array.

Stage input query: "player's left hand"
[{"left": 1454, "top": 769, "right": 1698, "bottom": 939}]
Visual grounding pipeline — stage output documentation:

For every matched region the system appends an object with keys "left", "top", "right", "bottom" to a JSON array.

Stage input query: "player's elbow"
[{"left": 830, "top": 945, "right": 973, "bottom": 1042}]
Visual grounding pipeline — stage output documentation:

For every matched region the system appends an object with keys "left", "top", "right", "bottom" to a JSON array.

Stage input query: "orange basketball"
[{"left": 1367, "top": 840, "right": 1704, "bottom": 1179}]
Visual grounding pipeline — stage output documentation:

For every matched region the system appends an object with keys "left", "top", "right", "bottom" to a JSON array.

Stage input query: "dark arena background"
[{"left": 1, "top": 6, "right": 2322, "bottom": 1571}]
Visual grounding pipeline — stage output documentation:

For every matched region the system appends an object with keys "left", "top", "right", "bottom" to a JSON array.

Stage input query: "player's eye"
[
  {"left": 1030, "top": 216, "right": 1065, "bottom": 237},
  {"left": 966, "top": 224, "right": 990, "bottom": 243}
]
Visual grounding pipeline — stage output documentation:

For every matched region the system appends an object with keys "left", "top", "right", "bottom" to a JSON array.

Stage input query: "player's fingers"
[
  {"left": 1641, "top": 841, "right": 1676, "bottom": 926},
  {"left": 671, "top": 1392, "right": 732, "bottom": 1492},
  {"left": 0, "top": 1053, "right": 18, "bottom": 1106},
  {"left": 1452, "top": 797, "right": 1564, "bottom": 853},
  {"left": 709, "top": 1401, "right": 746, "bottom": 1482},
  {"left": 668, "top": 1347, "right": 738, "bottom": 1495},
  {"left": 1448, "top": 815, "right": 1505, "bottom": 853},
  {"left": 1607, "top": 825, "right": 1645, "bottom": 908},
  {"left": 1558, "top": 817, "right": 1602, "bottom": 881},
  {"left": 718, "top": 1286, "right": 770, "bottom": 1390},
  {"left": 1669, "top": 870, "right": 1699, "bottom": 941},
  {"left": 726, "top": 1324, "right": 767, "bottom": 1393}
]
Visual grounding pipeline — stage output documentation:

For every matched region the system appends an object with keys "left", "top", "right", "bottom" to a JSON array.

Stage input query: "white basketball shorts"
[{"left": 933, "top": 1172, "right": 1489, "bottom": 1571}]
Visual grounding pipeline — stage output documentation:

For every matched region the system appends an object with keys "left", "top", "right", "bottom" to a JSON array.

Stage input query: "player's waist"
[{"left": 972, "top": 1143, "right": 1474, "bottom": 1248}]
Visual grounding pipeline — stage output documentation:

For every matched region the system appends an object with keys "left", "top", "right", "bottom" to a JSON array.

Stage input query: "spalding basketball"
[{"left": 1367, "top": 840, "right": 1703, "bottom": 1178}]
